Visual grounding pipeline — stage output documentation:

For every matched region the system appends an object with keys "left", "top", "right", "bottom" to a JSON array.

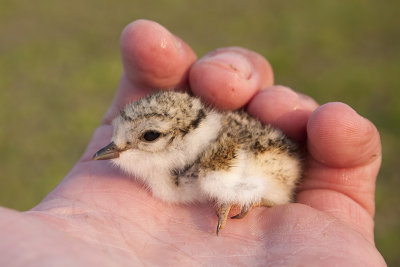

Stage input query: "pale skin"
[{"left": 0, "top": 20, "right": 386, "bottom": 266}]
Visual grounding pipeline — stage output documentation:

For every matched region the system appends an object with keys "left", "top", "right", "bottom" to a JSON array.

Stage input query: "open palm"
[{"left": 0, "top": 20, "right": 385, "bottom": 266}]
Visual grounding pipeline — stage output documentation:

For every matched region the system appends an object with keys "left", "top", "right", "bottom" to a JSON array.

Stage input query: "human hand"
[{"left": 0, "top": 20, "right": 385, "bottom": 266}]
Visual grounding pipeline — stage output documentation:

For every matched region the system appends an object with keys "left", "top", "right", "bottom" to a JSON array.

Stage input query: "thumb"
[{"left": 298, "top": 102, "right": 381, "bottom": 242}]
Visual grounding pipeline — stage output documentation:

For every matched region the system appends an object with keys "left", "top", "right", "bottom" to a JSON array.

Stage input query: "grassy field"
[{"left": 1, "top": 0, "right": 399, "bottom": 264}]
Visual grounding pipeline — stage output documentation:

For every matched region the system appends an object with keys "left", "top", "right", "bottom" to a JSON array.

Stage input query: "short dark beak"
[{"left": 93, "top": 142, "right": 121, "bottom": 160}]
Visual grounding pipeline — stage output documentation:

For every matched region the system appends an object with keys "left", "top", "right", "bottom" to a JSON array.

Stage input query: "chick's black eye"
[{"left": 142, "top": 130, "right": 161, "bottom": 142}]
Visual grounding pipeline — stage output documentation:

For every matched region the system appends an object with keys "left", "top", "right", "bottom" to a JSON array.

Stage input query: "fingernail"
[
  {"left": 198, "top": 52, "right": 253, "bottom": 80},
  {"left": 173, "top": 35, "right": 183, "bottom": 50}
]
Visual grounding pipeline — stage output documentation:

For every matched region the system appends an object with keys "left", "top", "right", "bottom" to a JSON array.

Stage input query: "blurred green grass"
[{"left": 1, "top": 0, "right": 399, "bottom": 264}]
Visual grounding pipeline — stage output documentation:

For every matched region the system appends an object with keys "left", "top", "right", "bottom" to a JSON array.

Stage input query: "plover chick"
[{"left": 93, "top": 91, "right": 303, "bottom": 235}]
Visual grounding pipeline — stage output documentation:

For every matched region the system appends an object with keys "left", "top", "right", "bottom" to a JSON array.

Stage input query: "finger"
[
  {"left": 307, "top": 102, "right": 381, "bottom": 169},
  {"left": 103, "top": 20, "right": 197, "bottom": 124},
  {"left": 298, "top": 102, "right": 382, "bottom": 241},
  {"left": 189, "top": 47, "right": 273, "bottom": 110},
  {"left": 120, "top": 19, "right": 196, "bottom": 89},
  {"left": 247, "top": 85, "right": 319, "bottom": 141}
]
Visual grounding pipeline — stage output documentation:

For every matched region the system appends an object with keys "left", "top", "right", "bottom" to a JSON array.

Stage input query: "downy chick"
[{"left": 93, "top": 91, "right": 303, "bottom": 235}]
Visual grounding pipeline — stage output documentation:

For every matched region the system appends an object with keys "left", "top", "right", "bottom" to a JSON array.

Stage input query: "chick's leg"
[
  {"left": 260, "top": 198, "right": 276, "bottom": 207},
  {"left": 231, "top": 204, "right": 252, "bottom": 219},
  {"left": 216, "top": 203, "right": 232, "bottom": 235},
  {"left": 231, "top": 199, "right": 276, "bottom": 220}
]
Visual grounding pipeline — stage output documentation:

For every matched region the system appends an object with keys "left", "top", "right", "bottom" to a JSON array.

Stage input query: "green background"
[{"left": 1, "top": 0, "right": 399, "bottom": 264}]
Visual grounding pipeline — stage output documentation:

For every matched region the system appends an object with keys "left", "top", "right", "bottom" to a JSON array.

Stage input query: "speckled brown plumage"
[{"left": 93, "top": 90, "right": 303, "bottom": 235}]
